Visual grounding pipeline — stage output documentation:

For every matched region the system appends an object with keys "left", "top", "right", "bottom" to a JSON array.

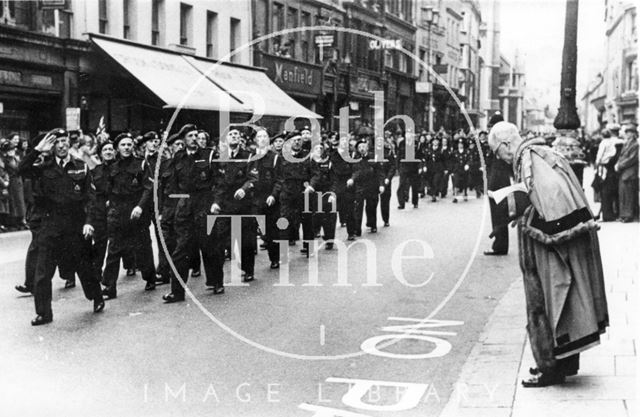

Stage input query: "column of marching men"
[{"left": 13, "top": 123, "right": 493, "bottom": 325}]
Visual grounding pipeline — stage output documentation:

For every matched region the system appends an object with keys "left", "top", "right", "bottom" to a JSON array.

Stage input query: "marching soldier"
[
  {"left": 396, "top": 132, "right": 421, "bottom": 209},
  {"left": 18, "top": 129, "right": 104, "bottom": 325},
  {"left": 378, "top": 136, "right": 396, "bottom": 227},
  {"left": 89, "top": 140, "right": 116, "bottom": 284},
  {"left": 328, "top": 135, "right": 356, "bottom": 240},
  {"left": 439, "top": 137, "right": 453, "bottom": 198},
  {"left": 211, "top": 128, "right": 258, "bottom": 281},
  {"left": 304, "top": 142, "right": 337, "bottom": 251},
  {"left": 251, "top": 128, "right": 281, "bottom": 269},
  {"left": 426, "top": 137, "right": 445, "bottom": 202},
  {"left": 277, "top": 131, "right": 310, "bottom": 247},
  {"left": 163, "top": 124, "right": 220, "bottom": 303},
  {"left": 102, "top": 132, "right": 156, "bottom": 299},
  {"left": 349, "top": 139, "right": 384, "bottom": 236},
  {"left": 451, "top": 138, "right": 471, "bottom": 202}
]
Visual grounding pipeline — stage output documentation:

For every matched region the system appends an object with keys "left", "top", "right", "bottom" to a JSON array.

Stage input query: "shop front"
[{"left": 0, "top": 26, "right": 87, "bottom": 139}]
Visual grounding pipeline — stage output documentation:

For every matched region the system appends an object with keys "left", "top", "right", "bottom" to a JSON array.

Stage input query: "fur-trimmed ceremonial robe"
[{"left": 514, "top": 138, "right": 609, "bottom": 372}]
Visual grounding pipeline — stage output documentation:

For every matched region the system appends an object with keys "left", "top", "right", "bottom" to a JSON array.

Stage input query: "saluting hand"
[
  {"left": 130, "top": 206, "right": 143, "bottom": 220},
  {"left": 82, "top": 224, "right": 94, "bottom": 240},
  {"left": 234, "top": 189, "right": 245, "bottom": 200},
  {"left": 211, "top": 203, "right": 221, "bottom": 214},
  {"left": 266, "top": 196, "right": 276, "bottom": 206},
  {"left": 35, "top": 133, "right": 57, "bottom": 153},
  {"left": 328, "top": 195, "right": 336, "bottom": 205},
  {"left": 346, "top": 179, "right": 354, "bottom": 187}
]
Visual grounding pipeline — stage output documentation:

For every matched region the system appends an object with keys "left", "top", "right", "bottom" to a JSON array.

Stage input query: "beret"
[{"left": 114, "top": 132, "right": 134, "bottom": 147}]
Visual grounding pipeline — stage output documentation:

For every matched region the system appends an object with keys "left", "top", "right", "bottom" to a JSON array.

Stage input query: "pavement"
[{"left": 439, "top": 180, "right": 639, "bottom": 417}]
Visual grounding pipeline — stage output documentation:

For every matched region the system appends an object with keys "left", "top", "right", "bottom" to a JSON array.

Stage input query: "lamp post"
[
  {"left": 424, "top": 6, "right": 440, "bottom": 132},
  {"left": 553, "top": 0, "right": 581, "bottom": 130}
]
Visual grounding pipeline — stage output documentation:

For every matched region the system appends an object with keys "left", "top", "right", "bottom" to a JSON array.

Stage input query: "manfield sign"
[{"left": 262, "top": 54, "right": 322, "bottom": 96}]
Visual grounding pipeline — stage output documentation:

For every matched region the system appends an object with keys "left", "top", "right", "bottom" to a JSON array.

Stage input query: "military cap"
[
  {"left": 113, "top": 132, "right": 134, "bottom": 148},
  {"left": 488, "top": 112, "right": 504, "bottom": 128},
  {"left": 166, "top": 132, "right": 181, "bottom": 145},
  {"left": 139, "top": 130, "right": 159, "bottom": 145},
  {"left": 177, "top": 123, "right": 198, "bottom": 139}
]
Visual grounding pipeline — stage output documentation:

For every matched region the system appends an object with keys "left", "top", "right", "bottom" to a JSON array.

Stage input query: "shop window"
[
  {"left": 230, "top": 17, "right": 240, "bottom": 62},
  {"left": 206, "top": 11, "right": 218, "bottom": 58},
  {"left": 180, "top": 3, "right": 193, "bottom": 46}
]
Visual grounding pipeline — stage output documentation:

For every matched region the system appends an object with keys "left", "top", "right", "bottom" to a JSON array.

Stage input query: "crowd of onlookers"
[{"left": 0, "top": 133, "right": 29, "bottom": 232}]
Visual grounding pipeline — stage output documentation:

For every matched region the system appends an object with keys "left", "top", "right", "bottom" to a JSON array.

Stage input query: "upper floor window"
[
  {"left": 99, "top": 0, "right": 108, "bottom": 34},
  {"left": 151, "top": 0, "right": 162, "bottom": 45},
  {"left": 206, "top": 11, "right": 218, "bottom": 58},
  {"left": 180, "top": 3, "right": 193, "bottom": 46},
  {"left": 230, "top": 17, "right": 240, "bottom": 63},
  {"left": 123, "top": 0, "right": 131, "bottom": 39}
]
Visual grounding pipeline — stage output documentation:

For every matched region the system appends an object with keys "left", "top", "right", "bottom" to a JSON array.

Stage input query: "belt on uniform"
[{"left": 530, "top": 207, "right": 593, "bottom": 235}]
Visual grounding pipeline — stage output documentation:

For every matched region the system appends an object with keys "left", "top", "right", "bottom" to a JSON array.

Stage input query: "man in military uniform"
[
  {"left": 278, "top": 131, "right": 310, "bottom": 247},
  {"left": 102, "top": 132, "right": 156, "bottom": 299},
  {"left": 350, "top": 139, "right": 384, "bottom": 236},
  {"left": 328, "top": 135, "right": 355, "bottom": 239},
  {"left": 89, "top": 140, "right": 116, "bottom": 285},
  {"left": 378, "top": 136, "right": 396, "bottom": 226},
  {"left": 396, "top": 132, "right": 421, "bottom": 209},
  {"left": 211, "top": 128, "right": 258, "bottom": 281},
  {"left": 251, "top": 128, "right": 281, "bottom": 269},
  {"left": 163, "top": 124, "right": 220, "bottom": 302},
  {"left": 18, "top": 129, "right": 104, "bottom": 325}
]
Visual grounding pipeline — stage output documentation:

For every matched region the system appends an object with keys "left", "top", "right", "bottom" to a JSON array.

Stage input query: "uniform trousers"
[
  {"left": 353, "top": 191, "right": 378, "bottom": 235},
  {"left": 171, "top": 195, "right": 219, "bottom": 296},
  {"left": 34, "top": 216, "right": 102, "bottom": 318}
]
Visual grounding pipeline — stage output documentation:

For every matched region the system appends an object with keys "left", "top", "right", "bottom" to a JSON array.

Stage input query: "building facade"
[
  {"left": 498, "top": 52, "right": 525, "bottom": 130},
  {"left": 603, "top": 0, "right": 637, "bottom": 126},
  {"left": 458, "top": 0, "right": 481, "bottom": 127},
  {"left": 477, "top": 0, "right": 501, "bottom": 131}
]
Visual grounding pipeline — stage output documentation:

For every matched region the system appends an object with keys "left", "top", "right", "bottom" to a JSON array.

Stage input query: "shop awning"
[
  {"left": 184, "top": 56, "right": 320, "bottom": 119},
  {"left": 89, "top": 34, "right": 320, "bottom": 119}
]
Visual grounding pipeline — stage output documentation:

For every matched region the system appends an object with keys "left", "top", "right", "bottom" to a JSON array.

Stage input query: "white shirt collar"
[{"left": 56, "top": 155, "right": 71, "bottom": 167}]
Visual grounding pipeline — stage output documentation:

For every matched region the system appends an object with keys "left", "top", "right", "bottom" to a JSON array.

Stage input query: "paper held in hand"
[{"left": 488, "top": 182, "right": 528, "bottom": 204}]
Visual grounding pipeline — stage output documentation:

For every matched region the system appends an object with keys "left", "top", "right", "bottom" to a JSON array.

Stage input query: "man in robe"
[{"left": 488, "top": 122, "right": 609, "bottom": 387}]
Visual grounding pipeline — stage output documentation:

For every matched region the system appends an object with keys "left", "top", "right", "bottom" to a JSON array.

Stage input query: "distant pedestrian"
[{"left": 614, "top": 124, "right": 639, "bottom": 222}]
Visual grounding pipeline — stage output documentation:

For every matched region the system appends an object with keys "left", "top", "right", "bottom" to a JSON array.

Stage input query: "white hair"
[{"left": 487, "top": 121, "right": 522, "bottom": 152}]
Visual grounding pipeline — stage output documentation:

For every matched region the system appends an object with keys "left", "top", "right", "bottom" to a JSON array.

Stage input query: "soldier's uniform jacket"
[
  {"left": 397, "top": 139, "right": 422, "bottom": 175},
  {"left": 440, "top": 146, "right": 454, "bottom": 172},
  {"left": 91, "top": 161, "right": 112, "bottom": 219},
  {"left": 452, "top": 148, "right": 471, "bottom": 174},
  {"left": 107, "top": 155, "right": 152, "bottom": 233},
  {"left": 157, "top": 156, "right": 177, "bottom": 209},
  {"left": 426, "top": 147, "right": 446, "bottom": 172},
  {"left": 328, "top": 147, "right": 353, "bottom": 193},
  {"left": 308, "top": 157, "right": 333, "bottom": 192},
  {"left": 18, "top": 149, "right": 94, "bottom": 233},
  {"left": 213, "top": 148, "right": 257, "bottom": 214},
  {"left": 278, "top": 149, "right": 310, "bottom": 196},
  {"left": 251, "top": 149, "right": 281, "bottom": 205},
  {"left": 350, "top": 153, "right": 384, "bottom": 195},
  {"left": 170, "top": 147, "right": 218, "bottom": 196},
  {"left": 377, "top": 146, "right": 396, "bottom": 184}
]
